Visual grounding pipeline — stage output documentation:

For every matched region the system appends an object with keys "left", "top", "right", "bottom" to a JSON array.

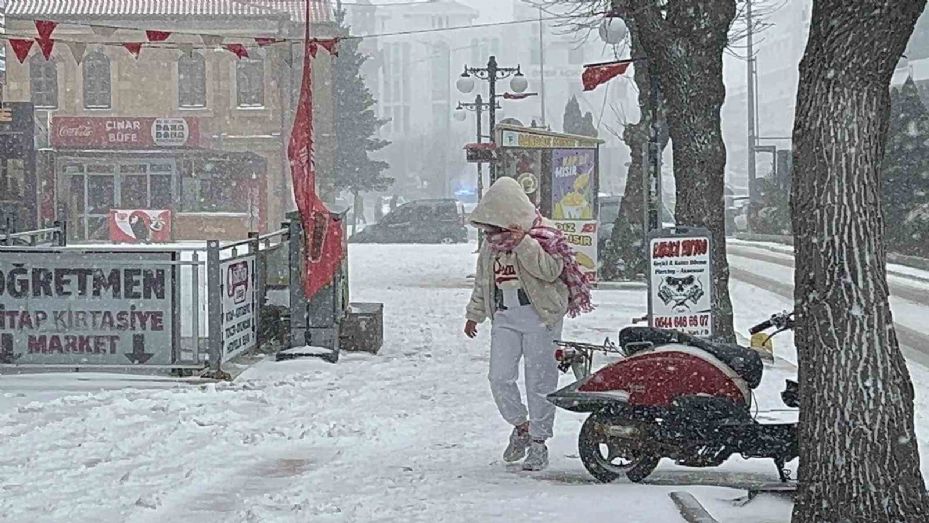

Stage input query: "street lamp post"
[
  {"left": 456, "top": 94, "right": 499, "bottom": 201},
  {"left": 456, "top": 55, "right": 527, "bottom": 182}
]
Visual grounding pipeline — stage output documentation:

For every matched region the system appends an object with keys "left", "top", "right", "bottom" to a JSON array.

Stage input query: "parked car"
[{"left": 349, "top": 199, "right": 468, "bottom": 244}]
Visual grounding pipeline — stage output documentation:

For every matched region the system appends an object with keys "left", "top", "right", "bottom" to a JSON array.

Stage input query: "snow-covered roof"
[{"left": 6, "top": 0, "right": 333, "bottom": 23}]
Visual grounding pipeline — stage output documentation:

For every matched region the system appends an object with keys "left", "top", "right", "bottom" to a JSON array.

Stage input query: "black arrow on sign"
[
  {"left": 0, "top": 333, "right": 20, "bottom": 364},
  {"left": 125, "top": 334, "right": 154, "bottom": 364}
]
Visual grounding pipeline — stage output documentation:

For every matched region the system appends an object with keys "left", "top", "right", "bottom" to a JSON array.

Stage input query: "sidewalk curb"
[{"left": 669, "top": 491, "right": 720, "bottom": 523}]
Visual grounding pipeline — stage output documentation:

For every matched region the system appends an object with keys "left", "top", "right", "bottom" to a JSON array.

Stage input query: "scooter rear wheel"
[{"left": 578, "top": 411, "right": 659, "bottom": 483}]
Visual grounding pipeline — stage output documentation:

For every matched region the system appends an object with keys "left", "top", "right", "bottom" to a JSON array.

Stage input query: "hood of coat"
[{"left": 468, "top": 177, "right": 537, "bottom": 231}]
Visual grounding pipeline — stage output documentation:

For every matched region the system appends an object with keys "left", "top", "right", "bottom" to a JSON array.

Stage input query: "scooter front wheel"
[{"left": 578, "top": 411, "right": 659, "bottom": 483}]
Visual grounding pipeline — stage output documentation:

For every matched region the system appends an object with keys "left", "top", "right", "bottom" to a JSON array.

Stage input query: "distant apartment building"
[{"left": 2, "top": 0, "right": 336, "bottom": 240}]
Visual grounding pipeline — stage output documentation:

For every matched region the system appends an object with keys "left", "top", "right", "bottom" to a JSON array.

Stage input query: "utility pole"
[
  {"left": 746, "top": 0, "right": 757, "bottom": 228},
  {"left": 538, "top": 7, "right": 546, "bottom": 127}
]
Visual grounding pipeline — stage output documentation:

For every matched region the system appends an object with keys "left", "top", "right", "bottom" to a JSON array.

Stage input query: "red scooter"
[{"left": 548, "top": 312, "right": 799, "bottom": 483}]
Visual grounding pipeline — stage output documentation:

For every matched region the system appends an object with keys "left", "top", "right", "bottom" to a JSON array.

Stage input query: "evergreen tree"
[
  {"left": 883, "top": 76, "right": 929, "bottom": 256},
  {"left": 330, "top": 10, "right": 392, "bottom": 204},
  {"left": 562, "top": 96, "right": 598, "bottom": 137}
]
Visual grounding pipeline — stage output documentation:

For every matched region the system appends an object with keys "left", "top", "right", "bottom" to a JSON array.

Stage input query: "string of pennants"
[{"left": 5, "top": 20, "right": 340, "bottom": 64}]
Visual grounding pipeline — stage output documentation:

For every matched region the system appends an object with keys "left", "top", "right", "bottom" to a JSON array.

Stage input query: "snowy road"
[{"left": 2, "top": 243, "right": 927, "bottom": 522}]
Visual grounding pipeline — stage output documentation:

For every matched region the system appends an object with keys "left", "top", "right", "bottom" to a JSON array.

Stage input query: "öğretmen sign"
[
  {"left": 648, "top": 229, "right": 714, "bottom": 338},
  {"left": 0, "top": 250, "right": 177, "bottom": 365}
]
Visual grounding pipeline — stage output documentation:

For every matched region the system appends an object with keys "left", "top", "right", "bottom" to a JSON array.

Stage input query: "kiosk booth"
[{"left": 493, "top": 124, "right": 604, "bottom": 282}]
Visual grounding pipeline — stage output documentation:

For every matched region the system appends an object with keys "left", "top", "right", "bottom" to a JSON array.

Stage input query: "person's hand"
[
  {"left": 506, "top": 224, "right": 527, "bottom": 244},
  {"left": 464, "top": 320, "right": 478, "bottom": 339}
]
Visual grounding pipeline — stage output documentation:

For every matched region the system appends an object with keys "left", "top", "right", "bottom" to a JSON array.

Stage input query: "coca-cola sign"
[{"left": 52, "top": 116, "right": 200, "bottom": 149}]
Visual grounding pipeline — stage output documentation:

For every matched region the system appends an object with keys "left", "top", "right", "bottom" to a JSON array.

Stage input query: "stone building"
[{"left": 2, "top": 0, "right": 336, "bottom": 240}]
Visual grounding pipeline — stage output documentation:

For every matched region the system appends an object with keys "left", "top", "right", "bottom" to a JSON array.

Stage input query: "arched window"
[
  {"left": 236, "top": 59, "right": 264, "bottom": 107},
  {"left": 83, "top": 52, "right": 111, "bottom": 109},
  {"left": 178, "top": 53, "right": 207, "bottom": 108},
  {"left": 29, "top": 54, "right": 58, "bottom": 108}
]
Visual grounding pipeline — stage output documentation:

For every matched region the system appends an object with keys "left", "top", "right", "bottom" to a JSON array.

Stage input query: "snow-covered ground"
[{"left": 1, "top": 243, "right": 927, "bottom": 522}]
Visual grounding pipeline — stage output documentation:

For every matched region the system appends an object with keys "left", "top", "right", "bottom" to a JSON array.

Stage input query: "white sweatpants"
[{"left": 488, "top": 303, "right": 563, "bottom": 441}]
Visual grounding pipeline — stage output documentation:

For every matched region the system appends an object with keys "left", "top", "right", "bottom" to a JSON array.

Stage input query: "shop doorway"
[{"left": 60, "top": 158, "right": 176, "bottom": 240}]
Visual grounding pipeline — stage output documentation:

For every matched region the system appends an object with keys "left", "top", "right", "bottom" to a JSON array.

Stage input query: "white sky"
[{"left": 362, "top": 0, "right": 515, "bottom": 22}]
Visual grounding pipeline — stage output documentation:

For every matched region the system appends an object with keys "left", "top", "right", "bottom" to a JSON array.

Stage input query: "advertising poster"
[
  {"left": 52, "top": 116, "right": 199, "bottom": 149},
  {"left": 221, "top": 256, "right": 256, "bottom": 362},
  {"left": 554, "top": 220, "right": 598, "bottom": 284},
  {"left": 552, "top": 149, "right": 596, "bottom": 221},
  {"left": 648, "top": 234, "right": 713, "bottom": 337},
  {"left": 109, "top": 209, "right": 173, "bottom": 243},
  {"left": 0, "top": 251, "right": 176, "bottom": 365},
  {"left": 499, "top": 149, "right": 542, "bottom": 206}
]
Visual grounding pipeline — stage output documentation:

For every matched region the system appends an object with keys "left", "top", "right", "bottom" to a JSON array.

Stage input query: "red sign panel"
[
  {"left": 52, "top": 117, "right": 200, "bottom": 149},
  {"left": 108, "top": 209, "right": 173, "bottom": 243}
]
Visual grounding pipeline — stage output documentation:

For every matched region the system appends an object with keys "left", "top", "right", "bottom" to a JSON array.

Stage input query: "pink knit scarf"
[{"left": 487, "top": 214, "right": 595, "bottom": 318}]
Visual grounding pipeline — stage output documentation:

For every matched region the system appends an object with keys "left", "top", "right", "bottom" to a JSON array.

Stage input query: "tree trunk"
[
  {"left": 791, "top": 1, "right": 929, "bottom": 521},
  {"left": 627, "top": 0, "right": 736, "bottom": 341}
]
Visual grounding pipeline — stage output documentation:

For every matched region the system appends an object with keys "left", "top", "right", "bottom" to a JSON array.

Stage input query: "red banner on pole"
[
  {"left": 288, "top": 27, "right": 344, "bottom": 298},
  {"left": 582, "top": 60, "right": 632, "bottom": 92}
]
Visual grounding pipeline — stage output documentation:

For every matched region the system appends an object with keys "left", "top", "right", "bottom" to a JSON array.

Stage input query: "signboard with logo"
[
  {"left": 51, "top": 116, "right": 200, "bottom": 149},
  {"left": 554, "top": 220, "right": 598, "bottom": 284},
  {"left": 0, "top": 250, "right": 178, "bottom": 365},
  {"left": 551, "top": 149, "right": 596, "bottom": 221},
  {"left": 647, "top": 228, "right": 714, "bottom": 338},
  {"left": 221, "top": 256, "right": 256, "bottom": 362},
  {"left": 500, "top": 129, "right": 599, "bottom": 149},
  {"left": 108, "top": 209, "right": 173, "bottom": 243}
]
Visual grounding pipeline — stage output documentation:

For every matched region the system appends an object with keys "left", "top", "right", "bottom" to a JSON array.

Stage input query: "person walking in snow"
[{"left": 464, "top": 177, "right": 594, "bottom": 471}]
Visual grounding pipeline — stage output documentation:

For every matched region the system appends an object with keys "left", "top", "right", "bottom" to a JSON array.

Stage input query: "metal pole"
[
  {"left": 476, "top": 94, "right": 484, "bottom": 248},
  {"left": 488, "top": 56, "right": 498, "bottom": 183},
  {"left": 746, "top": 0, "right": 757, "bottom": 230},
  {"left": 538, "top": 8, "right": 547, "bottom": 127},
  {"left": 191, "top": 249, "right": 200, "bottom": 363},
  {"left": 206, "top": 240, "right": 223, "bottom": 373}
]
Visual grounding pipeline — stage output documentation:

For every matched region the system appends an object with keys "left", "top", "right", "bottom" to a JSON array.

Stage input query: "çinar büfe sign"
[
  {"left": 0, "top": 251, "right": 176, "bottom": 365},
  {"left": 221, "top": 256, "right": 256, "bottom": 363},
  {"left": 648, "top": 233, "right": 714, "bottom": 338}
]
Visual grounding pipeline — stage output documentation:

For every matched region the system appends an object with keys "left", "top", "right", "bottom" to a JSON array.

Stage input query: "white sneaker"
[
  {"left": 522, "top": 441, "right": 549, "bottom": 471},
  {"left": 503, "top": 427, "right": 531, "bottom": 463}
]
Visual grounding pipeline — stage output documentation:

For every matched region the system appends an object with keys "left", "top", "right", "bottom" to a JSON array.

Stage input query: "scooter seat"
[{"left": 618, "top": 327, "right": 764, "bottom": 389}]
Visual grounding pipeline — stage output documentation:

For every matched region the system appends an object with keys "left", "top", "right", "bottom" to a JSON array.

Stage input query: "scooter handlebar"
[{"left": 749, "top": 319, "right": 774, "bottom": 335}]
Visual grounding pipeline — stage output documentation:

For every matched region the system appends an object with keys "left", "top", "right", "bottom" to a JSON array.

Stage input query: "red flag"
[
  {"left": 35, "top": 20, "right": 58, "bottom": 40},
  {"left": 255, "top": 37, "right": 282, "bottom": 47},
  {"left": 9, "top": 39, "right": 34, "bottom": 63},
  {"left": 36, "top": 38, "right": 55, "bottom": 60},
  {"left": 146, "top": 30, "right": 172, "bottom": 42},
  {"left": 582, "top": 60, "right": 632, "bottom": 91},
  {"left": 315, "top": 38, "right": 339, "bottom": 56},
  {"left": 502, "top": 92, "right": 535, "bottom": 100},
  {"left": 288, "top": 33, "right": 344, "bottom": 298},
  {"left": 224, "top": 44, "right": 249, "bottom": 59},
  {"left": 123, "top": 43, "right": 143, "bottom": 58}
]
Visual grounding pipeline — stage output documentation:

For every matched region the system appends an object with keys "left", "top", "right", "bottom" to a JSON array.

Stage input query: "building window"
[
  {"left": 83, "top": 52, "right": 111, "bottom": 109},
  {"left": 569, "top": 46, "right": 585, "bottom": 65},
  {"left": 178, "top": 53, "right": 206, "bottom": 108},
  {"left": 431, "top": 43, "right": 449, "bottom": 101},
  {"left": 236, "top": 59, "right": 265, "bottom": 107},
  {"left": 29, "top": 54, "right": 58, "bottom": 108}
]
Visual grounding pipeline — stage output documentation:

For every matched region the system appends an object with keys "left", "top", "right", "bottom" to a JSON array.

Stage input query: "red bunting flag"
[
  {"left": 9, "top": 39, "right": 34, "bottom": 63},
  {"left": 123, "top": 42, "right": 143, "bottom": 58},
  {"left": 35, "top": 20, "right": 58, "bottom": 40},
  {"left": 36, "top": 38, "right": 55, "bottom": 60},
  {"left": 581, "top": 59, "right": 633, "bottom": 92},
  {"left": 224, "top": 44, "right": 249, "bottom": 59},
  {"left": 289, "top": 33, "right": 343, "bottom": 297},
  {"left": 146, "top": 30, "right": 172, "bottom": 42},
  {"left": 308, "top": 38, "right": 338, "bottom": 58},
  {"left": 255, "top": 38, "right": 282, "bottom": 47}
]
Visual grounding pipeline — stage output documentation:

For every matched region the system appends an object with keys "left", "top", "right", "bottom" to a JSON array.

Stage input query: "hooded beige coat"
[{"left": 466, "top": 178, "right": 569, "bottom": 327}]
